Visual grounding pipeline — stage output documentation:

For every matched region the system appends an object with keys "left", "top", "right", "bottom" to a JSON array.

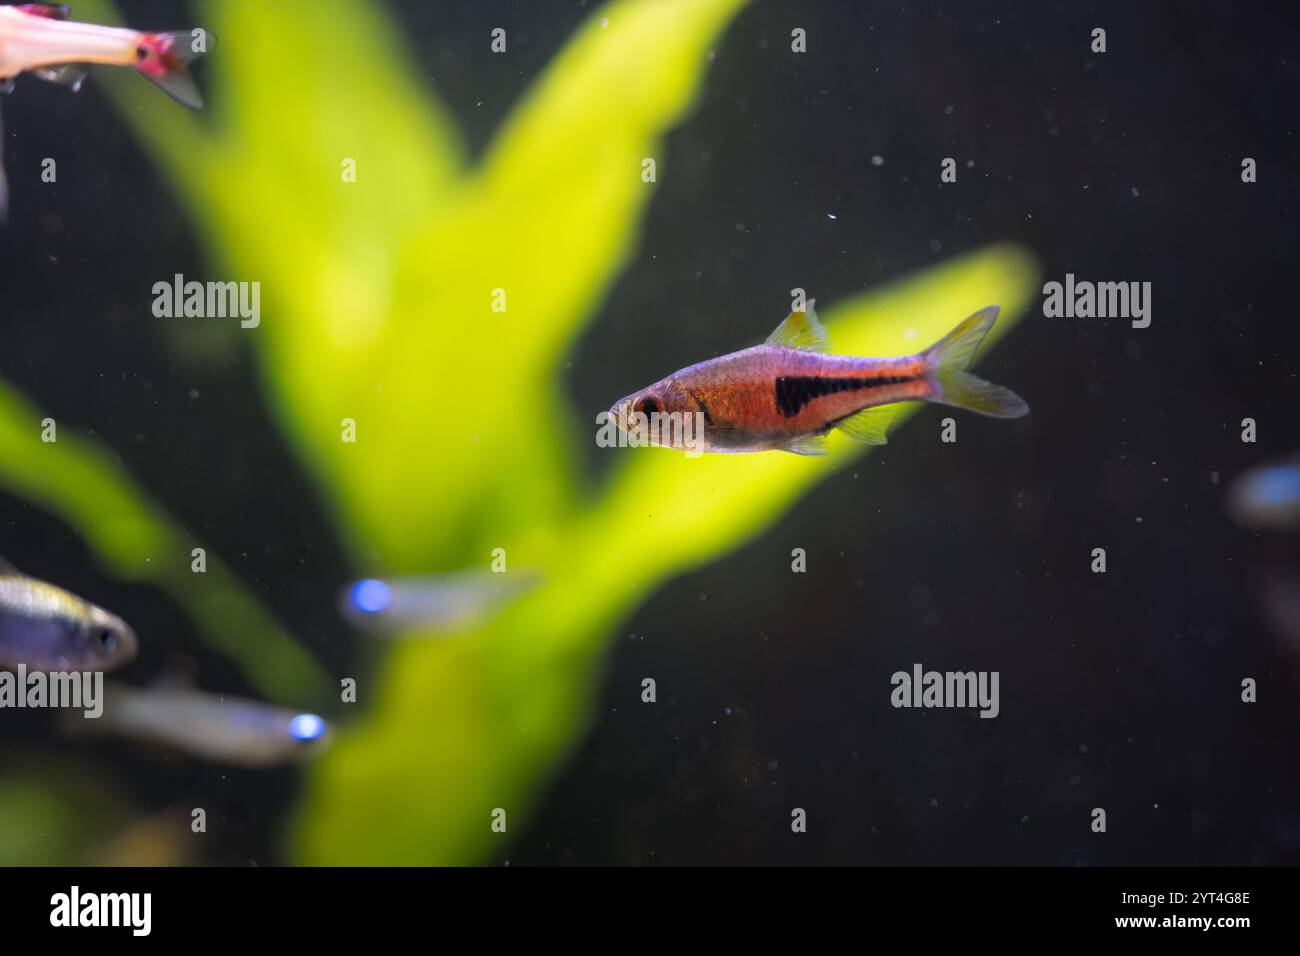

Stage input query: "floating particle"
[
  {"left": 944, "top": 104, "right": 954, "bottom": 115},
  {"left": 870, "top": 155, "right": 884, "bottom": 166},
  {"left": 827, "top": 212, "right": 838, "bottom": 220},
  {"left": 928, "top": 238, "right": 943, "bottom": 253}
]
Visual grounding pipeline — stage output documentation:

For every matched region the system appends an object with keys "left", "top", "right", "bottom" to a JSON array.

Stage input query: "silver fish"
[
  {"left": 340, "top": 571, "right": 537, "bottom": 635},
  {"left": 0, "top": 557, "right": 137, "bottom": 670},
  {"left": 85, "top": 682, "right": 330, "bottom": 767}
]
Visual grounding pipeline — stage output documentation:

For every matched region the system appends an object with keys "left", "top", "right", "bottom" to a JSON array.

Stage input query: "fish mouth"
[
  {"left": 89, "top": 607, "right": 139, "bottom": 669},
  {"left": 608, "top": 398, "right": 634, "bottom": 433},
  {"left": 116, "top": 624, "right": 141, "bottom": 665}
]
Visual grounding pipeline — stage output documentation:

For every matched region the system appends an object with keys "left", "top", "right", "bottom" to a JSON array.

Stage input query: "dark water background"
[{"left": 1, "top": 0, "right": 1298, "bottom": 864}]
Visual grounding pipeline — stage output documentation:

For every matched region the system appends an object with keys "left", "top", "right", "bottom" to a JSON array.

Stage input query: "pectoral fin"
[{"left": 33, "top": 66, "right": 87, "bottom": 92}]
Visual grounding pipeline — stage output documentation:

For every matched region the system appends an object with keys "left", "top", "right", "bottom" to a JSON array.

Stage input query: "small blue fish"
[
  {"left": 83, "top": 682, "right": 329, "bottom": 767},
  {"left": 1228, "top": 461, "right": 1300, "bottom": 531},
  {"left": 341, "top": 571, "right": 537, "bottom": 635}
]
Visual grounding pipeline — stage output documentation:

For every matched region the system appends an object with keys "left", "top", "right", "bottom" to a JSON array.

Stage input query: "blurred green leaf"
[
  {"left": 0, "top": 760, "right": 125, "bottom": 866},
  {"left": 86, "top": 0, "right": 748, "bottom": 572}
]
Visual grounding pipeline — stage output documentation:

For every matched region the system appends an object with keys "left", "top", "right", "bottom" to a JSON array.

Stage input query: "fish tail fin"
[
  {"left": 58, "top": 681, "right": 124, "bottom": 736},
  {"left": 922, "top": 305, "right": 1029, "bottom": 419},
  {"left": 134, "top": 31, "right": 206, "bottom": 110}
]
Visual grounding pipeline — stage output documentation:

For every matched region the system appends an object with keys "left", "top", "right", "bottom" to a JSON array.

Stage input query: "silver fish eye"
[{"left": 97, "top": 628, "right": 118, "bottom": 651}]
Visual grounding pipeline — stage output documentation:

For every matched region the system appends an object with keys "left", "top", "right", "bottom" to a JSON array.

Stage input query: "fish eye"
[
  {"left": 639, "top": 398, "right": 660, "bottom": 416},
  {"left": 135, "top": 46, "right": 148, "bottom": 61},
  {"left": 96, "top": 628, "right": 118, "bottom": 652}
]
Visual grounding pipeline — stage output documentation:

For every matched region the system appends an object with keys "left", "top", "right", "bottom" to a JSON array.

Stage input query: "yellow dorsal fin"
[{"left": 765, "top": 301, "right": 830, "bottom": 352}]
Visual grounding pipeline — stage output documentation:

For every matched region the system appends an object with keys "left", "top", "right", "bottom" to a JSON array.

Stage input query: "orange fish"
[{"left": 608, "top": 304, "right": 1027, "bottom": 455}]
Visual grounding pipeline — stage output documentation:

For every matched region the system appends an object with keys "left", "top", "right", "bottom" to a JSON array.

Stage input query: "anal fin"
[
  {"left": 834, "top": 405, "right": 899, "bottom": 445},
  {"left": 779, "top": 434, "right": 829, "bottom": 456}
]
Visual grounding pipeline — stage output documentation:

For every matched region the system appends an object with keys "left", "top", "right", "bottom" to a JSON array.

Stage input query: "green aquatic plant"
[{"left": 0, "top": 0, "right": 1037, "bottom": 863}]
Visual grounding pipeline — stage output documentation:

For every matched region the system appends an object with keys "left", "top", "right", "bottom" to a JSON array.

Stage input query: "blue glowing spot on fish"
[
  {"left": 339, "top": 571, "right": 541, "bottom": 635},
  {"left": 1251, "top": 466, "right": 1300, "bottom": 506},
  {"left": 1228, "top": 461, "right": 1300, "bottom": 531},
  {"left": 351, "top": 579, "right": 392, "bottom": 614},
  {"left": 289, "top": 713, "right": 327, "bottom": 742}
]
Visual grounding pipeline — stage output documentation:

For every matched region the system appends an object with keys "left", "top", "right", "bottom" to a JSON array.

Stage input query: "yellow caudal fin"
[{"left": 924, "top": 306, "right": 1029, "bottom": 419}]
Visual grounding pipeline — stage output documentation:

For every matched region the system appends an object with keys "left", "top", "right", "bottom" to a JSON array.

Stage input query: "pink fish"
[
  {"left": 0, "top": 4, "right": 204, "bottom": 104},
  {"left": 0, "top": 3, "right": 206, "bottom": 220}
]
